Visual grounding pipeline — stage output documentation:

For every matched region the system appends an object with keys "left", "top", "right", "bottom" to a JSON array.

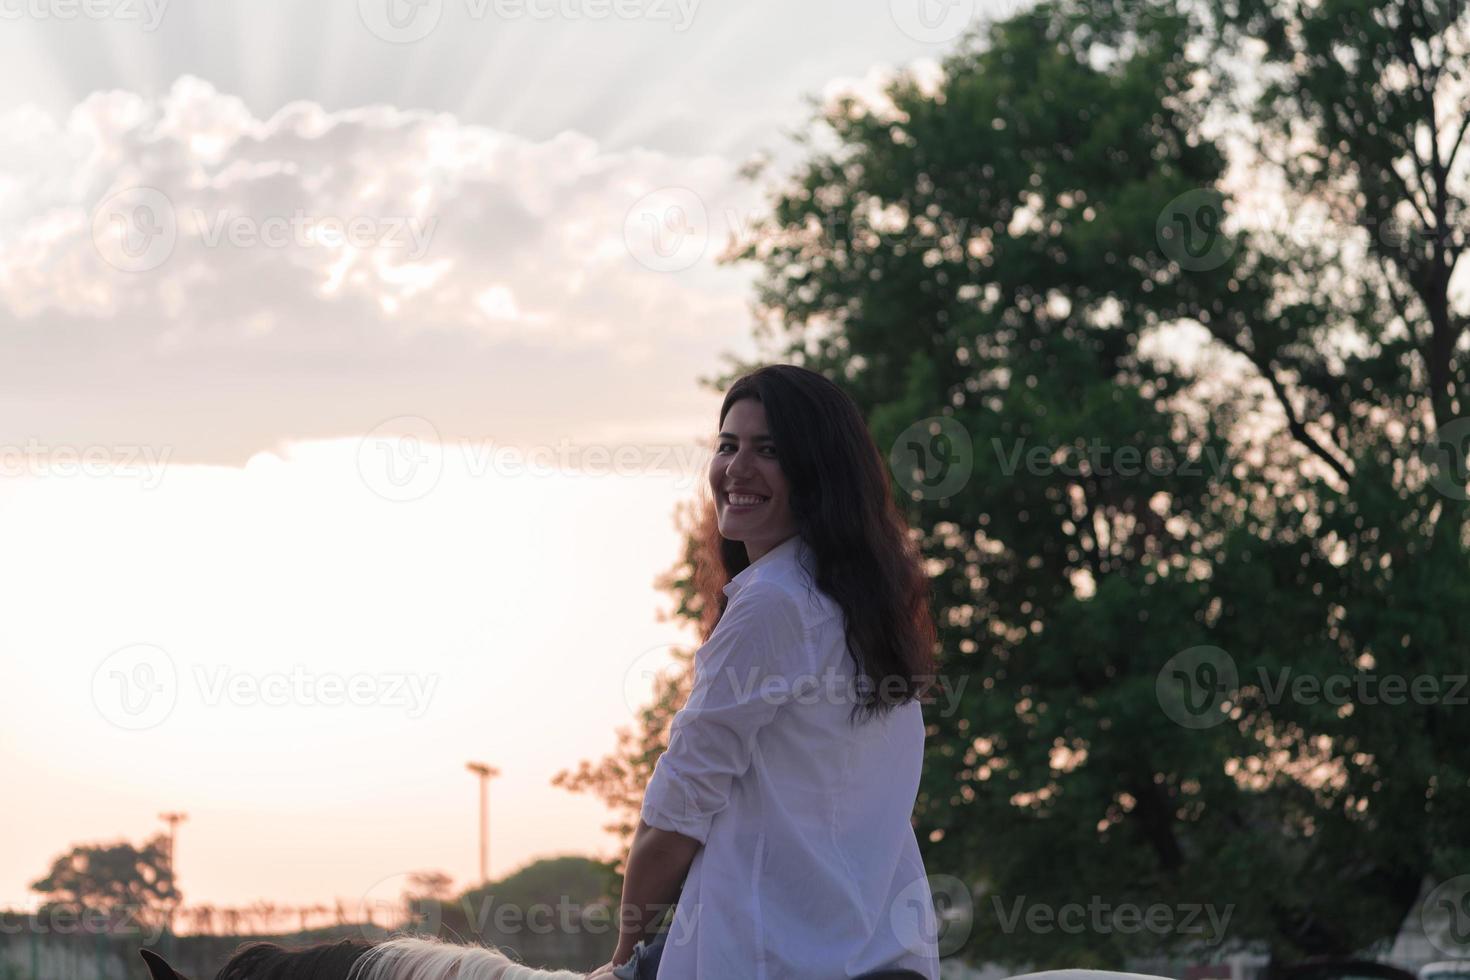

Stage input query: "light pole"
[
  {"left": 465, "top": 763, "right": 500, "bottom": 886},
  {"left": 158, "top": 812, "right": 187, "bottom": 937}
]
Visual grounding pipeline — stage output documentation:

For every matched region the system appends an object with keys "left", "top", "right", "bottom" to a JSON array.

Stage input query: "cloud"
[
  {"left": 817, "top": 58, "right": 945, "bottom": 124},
  {"left": 0, "top": 76, "right": 763, "bottom": 465}
]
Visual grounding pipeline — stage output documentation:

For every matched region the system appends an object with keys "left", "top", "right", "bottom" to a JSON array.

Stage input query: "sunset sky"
[{"left": 0, "top": 0, "right": 987, "bottom": 914}]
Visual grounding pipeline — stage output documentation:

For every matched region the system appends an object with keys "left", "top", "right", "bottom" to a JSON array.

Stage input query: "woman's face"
[{"left": 709, "top": 398, "right": 799, "bottom": 562}]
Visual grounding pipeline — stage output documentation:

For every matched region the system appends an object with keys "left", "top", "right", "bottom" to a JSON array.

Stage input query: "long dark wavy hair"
[{"left": 692, "top": 364, "right": 938, "bottom": 724}]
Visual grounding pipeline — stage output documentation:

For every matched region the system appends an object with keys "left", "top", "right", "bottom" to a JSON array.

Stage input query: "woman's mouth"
[{"left": 724, "top": 492, "right": 770, "bottom": 511}]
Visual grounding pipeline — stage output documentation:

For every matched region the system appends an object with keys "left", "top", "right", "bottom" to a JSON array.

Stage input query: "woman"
[{"left": 591, "top": 364, "right": 942, "bottom": 980}]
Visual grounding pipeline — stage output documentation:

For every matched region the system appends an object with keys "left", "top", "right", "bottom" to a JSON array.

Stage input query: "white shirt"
[{"left": 640, "top": 533, "right": 941, "bottom": 980}]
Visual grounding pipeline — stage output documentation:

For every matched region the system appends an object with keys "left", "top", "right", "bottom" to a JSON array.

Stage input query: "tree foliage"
[
  {"left": 30, "top": 834, "right": 179, "bottom": 932},
  {"left": 560, "top": 0, "right": 1470, "bottom": 966}
]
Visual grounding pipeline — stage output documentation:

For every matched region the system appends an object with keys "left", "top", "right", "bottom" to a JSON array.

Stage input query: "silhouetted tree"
[{"left": 30, "top": 834, "right": 179, "bottom": 933}]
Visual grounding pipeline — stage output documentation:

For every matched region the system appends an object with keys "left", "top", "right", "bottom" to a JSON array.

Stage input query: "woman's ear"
[{"left": 140, "top": 948, "right": 191, "bottom": 980}]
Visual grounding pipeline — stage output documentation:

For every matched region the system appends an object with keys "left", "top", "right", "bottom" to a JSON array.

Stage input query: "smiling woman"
[
  {"left": 600, "top": 363, "right": 942, "bottom": 979},
  {"left": 709, "top": 397, "right": 800, "bottom": 561}
]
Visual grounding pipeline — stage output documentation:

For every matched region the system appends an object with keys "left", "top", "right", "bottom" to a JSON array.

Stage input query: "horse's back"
[{"left": 1003, "top": 971, "right": 1177, "bottom": 980}]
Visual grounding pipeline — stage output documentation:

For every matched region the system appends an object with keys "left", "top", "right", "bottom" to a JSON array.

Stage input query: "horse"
[
  {"left": 138, "top": 934, "right": 936, "bottom": 979},
  {"left": 139, "top": 936, "right": 586, "bottom": 979}
]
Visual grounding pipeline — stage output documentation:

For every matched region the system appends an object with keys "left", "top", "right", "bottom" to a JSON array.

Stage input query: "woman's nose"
[{"left": 725, "top": 450, "right": 756, "bottom": 478}]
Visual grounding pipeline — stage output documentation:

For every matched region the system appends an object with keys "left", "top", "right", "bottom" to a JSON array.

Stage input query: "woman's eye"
[{"left": 715, "top": 443, "right": 776, "bottom": 455}]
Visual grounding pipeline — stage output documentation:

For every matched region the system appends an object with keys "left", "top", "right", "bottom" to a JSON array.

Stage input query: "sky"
[{"left": 0, "top": 0, "right": 1002, "bottom": 916}]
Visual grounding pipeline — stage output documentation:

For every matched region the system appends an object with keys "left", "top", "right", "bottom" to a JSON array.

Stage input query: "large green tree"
[{"left": 561, "top": 0, "right": 1470, "bottom": 967}]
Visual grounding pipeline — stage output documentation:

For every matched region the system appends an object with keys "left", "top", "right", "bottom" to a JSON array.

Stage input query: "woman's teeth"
[{"left": 728, "top": 493, "right": 768, "bottom": 506}]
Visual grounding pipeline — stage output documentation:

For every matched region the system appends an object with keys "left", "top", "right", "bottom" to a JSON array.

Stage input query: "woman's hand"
[{"left": 586, "top": 956, "right": 627, "bottom": 979}]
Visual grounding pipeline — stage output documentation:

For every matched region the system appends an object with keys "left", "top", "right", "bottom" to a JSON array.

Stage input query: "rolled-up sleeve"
[{"left": 640, "top": 581, "right": 810, "bottom": 845}]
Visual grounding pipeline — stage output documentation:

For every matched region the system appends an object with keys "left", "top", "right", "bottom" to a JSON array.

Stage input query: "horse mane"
[
  {"left": 205, "top": 935, "right": 586, "bottom": 980},
  {"left": 347, "top": 935, "right": 586, "bottom": 980},
  {"left": 216, "top": 939, "right": 374, "bottom": 978}
]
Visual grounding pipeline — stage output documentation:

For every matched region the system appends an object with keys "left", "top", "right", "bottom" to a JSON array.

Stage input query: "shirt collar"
[{"left": 722, "top": 534, "right": 810, "bottom": 600}]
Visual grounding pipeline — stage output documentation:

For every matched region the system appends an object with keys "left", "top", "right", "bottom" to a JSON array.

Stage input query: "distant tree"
[
  {"left": 30, "top": 834, "right": 178, "bottom": 933},
  {"left": 185, "top": 904, "right": 216, "bottom": 935},
  {"left": 407, "top": 871, "right": 454, "bottom": 901},
  {"left": 444, "top": 855, "right": 617, "bottom": 943}
]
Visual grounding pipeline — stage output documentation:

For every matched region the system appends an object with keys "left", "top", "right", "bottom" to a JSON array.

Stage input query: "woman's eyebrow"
[{"left": 717, "top": 432, "right": 774, "bottom": 442}]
